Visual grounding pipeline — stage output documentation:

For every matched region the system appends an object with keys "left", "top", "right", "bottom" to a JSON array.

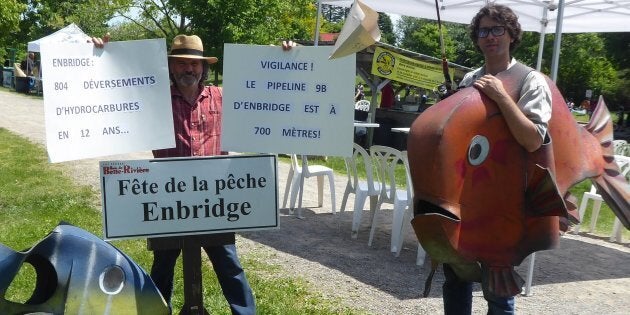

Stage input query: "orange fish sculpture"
[{"left": 407, "top": 63, "right": 630, "bottom": 298}]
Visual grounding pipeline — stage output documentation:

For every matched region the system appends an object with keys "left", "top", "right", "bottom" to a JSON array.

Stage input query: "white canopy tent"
[
  {"left": 27, "top": 23, "right": 90, "bottom": 52},
  {"left": 321, "top": 0, "right": 630, "bottom": 33},
  {"left": 321, "top": 0, "right": 630, "bottom": 79}
]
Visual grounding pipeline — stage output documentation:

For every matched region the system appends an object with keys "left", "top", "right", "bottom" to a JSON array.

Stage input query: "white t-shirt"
[{"left": 459, "top": 59, "right": 552, "bottom": 141}]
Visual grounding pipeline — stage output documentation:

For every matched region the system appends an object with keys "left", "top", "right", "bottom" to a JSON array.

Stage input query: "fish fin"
[
  {"left": 592, "top": 168, "right": 630, "bottom": 230},
  {"left": 482, "top": 265, "right": 524, "bottom": 298},
  {"left": 584, "top": 96, "right": 614, "bottom": 158},
  {"left": 525, "top": 164, "right": 567, "bottom": 217},
  {"left": 581, "top": 97, "right": 629, "bottom": 229}
]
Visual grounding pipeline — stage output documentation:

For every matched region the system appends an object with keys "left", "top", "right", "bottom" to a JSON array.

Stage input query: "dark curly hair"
[{"left": 469, "top": 4, "right": 522, "bottom": 55}]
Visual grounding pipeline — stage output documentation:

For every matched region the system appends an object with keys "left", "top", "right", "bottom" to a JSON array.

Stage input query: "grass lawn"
[{"left": 0, "top": 128, "right": 361, "bottom": 315}]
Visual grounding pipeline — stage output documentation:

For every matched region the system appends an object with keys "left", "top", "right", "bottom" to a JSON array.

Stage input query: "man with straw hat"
[
  {"left": 92, "top": 33, "right": 294, "bottom": 314},
  {"left": 150, "top": 34, "right": 256, "bottom": 315}
]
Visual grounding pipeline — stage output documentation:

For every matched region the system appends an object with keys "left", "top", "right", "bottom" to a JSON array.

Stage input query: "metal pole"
[
  {"left": 296, "top": 1, "right": 323, "bottom": 219},
  {"left": 535, "top": 4, "right": 550, "bottom": 71},
  {"left": 526, "top": 1, "right": 556, "bottom": 297},
  {"left": 550, "top": 0, "right": 565, "bottom": 82},
  {"left": 315, "top": 1, "right": 323, "bottom": 46}
]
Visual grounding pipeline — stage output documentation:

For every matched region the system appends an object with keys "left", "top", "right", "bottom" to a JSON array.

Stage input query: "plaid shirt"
[{"left": 153, "top": 85, "right": 224, "bottom": 158}]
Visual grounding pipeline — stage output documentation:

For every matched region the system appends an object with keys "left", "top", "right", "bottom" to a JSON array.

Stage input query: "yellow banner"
[{"left": 371, "top": 46, "right": 454, "bottom": 90}]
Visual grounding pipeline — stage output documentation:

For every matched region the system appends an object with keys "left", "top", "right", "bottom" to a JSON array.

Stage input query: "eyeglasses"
[{"left": 478, "top": 26, "right": 506, "bottom": 38}]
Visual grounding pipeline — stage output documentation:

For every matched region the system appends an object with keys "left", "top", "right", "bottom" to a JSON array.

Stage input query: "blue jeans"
[
  {"left": 150, "top": 244, "right": 256, "bottom": 315},
  {"left": 442, "top": 264, "right": 514, "bottom": 315}
]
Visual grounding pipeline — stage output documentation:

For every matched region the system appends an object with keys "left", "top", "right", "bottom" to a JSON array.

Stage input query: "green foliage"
[
  {"left": 166, "top": 0, "right": 316, "bottom": 84},
  {"left": 0, "top": 0, "right": 25, "bottom": 39},
  {"left": 378, "top": 13, "right": 396, "bottom": 45},
  {"left": 398, "top": 16, "right": 455, "bottom": 60},
  {"left": 445, "top": 22, "right": 482, "bottom": 68},
  {"left": 554, "top": 33, "right": 618, "bottom": 103},
  {"left": 0, "top": 0, "right": 24, "bottom": 53},
  {"left": 321, "top": 21, "right": 342, "bottom": 33},
  {"left": 602, "top": 33, "right": 630, "bottom": 69},
  {"left": 321, "top": 4, "right": 348, "bottom": 23}
]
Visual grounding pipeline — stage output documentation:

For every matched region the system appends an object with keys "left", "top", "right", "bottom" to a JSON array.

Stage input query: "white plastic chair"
[
  {"left": 401, "top": 151, "right": 427, "bottom": 265},
  {"left": 355, "top": 99, "right": 370, "bottom": 112},
  {"left": 609, "top": 155, "right": 630, "bottom": 242},
  {"left": 367, "top": 146, "right": 425, "bottom": 261},
  {"left": 574, "top": 155, "right": 630, "bottom": 240},
  {"left": 573, "top": 184, "right": 604, "bottom": 234},
  {"left": 342, "top": 144, "right": 381, "bottom": 239},
  {"left": 283, "top": 154, "right": 336, "bottom": 216},
  {"left": 612, "top": 139, "right": 628, "bottom": 156}
]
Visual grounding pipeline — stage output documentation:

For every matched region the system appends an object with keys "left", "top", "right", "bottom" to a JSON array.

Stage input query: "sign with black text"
[
  {"left": 99, "top": 155, "right": 278, "bottom": 240},
  {"left": 371, "top": 46, "right": 455, "bottom": 90},
  {"left": 221, "top": 44, "right": 355, "bottom": 157},
  {"left": 40, "top": 39, "right": 174, "bottom": 163}
]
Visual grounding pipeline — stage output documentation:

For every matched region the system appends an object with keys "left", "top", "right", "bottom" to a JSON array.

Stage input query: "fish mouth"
[{"left": 414, "top": 198, "right": 460, "bottom": 221}]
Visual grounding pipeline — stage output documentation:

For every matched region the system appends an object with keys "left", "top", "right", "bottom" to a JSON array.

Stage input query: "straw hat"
[{"left": 168, "top": 35, "right": 218, "bottom": 64}]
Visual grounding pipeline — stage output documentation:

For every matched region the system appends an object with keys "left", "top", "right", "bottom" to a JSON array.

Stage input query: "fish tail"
[
  {"left": 583, "top": 96, "right": 630, "bottom": 229},
  {"left": 584, "top": 96, "right": 614, "bottom": 159},
  {"left": 481, "top": 265, "right": 524, "bottom": 298},
  {"left": 592, "top": 162, "right": 630, "bottom": 229}
]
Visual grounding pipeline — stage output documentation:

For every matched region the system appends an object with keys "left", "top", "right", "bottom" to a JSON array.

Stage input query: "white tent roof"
[
  {"left": 27, "top": 23, "right": 90, "bottom": 52},
  {"left": 321, "top": 0, "right": 630, "bottom": 34}
]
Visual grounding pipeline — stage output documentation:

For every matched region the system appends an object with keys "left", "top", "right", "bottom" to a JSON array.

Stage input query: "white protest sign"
[
  {"left": 221, "top": 44, "right": 355, "bottom": 157},
  {"left": 100, "top": 155, "right": 278, "bottom": 240},
  {"left": 40, "top": 39, "right": 174, "bottom": 163}
]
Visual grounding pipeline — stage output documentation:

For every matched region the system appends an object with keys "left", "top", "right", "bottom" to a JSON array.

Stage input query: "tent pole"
[
  {"left": 315, "top": 1, "right": 323, "bottom": 46},
  {"left": 550, "top": 0, "right": 565, "bottom": 82},
  {"left": 535, "top": 5, "right": 550, "bottom": 71},
  {"left": 527, "top": 1, "right": 556, "bottom": 296}
]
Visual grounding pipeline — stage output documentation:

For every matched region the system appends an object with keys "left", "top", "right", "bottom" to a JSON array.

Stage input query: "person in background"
[
  {"left": 379, "top": 82, "right": 394, "bottom": 108},
  {"left": 580, "top": 98, "right": 591, "bottom": 112},
  {"left": 355, "top": 83, "right": 364, "bottom": 102},
  {"left": 92, "top": 33, "right": 295, "bottom": 314},
  {"left": 20, "top": 52, "right": 35, "bottom": 76},
  {"left": 447, "top": 4, "right": 552, "bottom": 314}
]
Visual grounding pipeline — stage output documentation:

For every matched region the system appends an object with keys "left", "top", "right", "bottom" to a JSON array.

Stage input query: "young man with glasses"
[{"left": 443, "top": 4, "right": 552, "bottom": 315}]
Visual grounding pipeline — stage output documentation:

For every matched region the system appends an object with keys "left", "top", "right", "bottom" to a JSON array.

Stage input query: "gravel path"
[{"left": 1, "top": 89, "right": 629, "bottom": 314}]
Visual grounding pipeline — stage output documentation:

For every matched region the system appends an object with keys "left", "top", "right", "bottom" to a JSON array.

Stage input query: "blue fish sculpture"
[{"left": 0, "top": 222, "right": 168, "bottom": 314}]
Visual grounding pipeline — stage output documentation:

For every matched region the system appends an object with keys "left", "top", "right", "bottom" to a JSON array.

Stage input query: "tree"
[
  {"left": 553, "top": 33, "right": 618, "bottom": 104},
  {"left": 111, "top": 0, "right": 189, "bottom": 40},
  {"left": 602, "top": 33, "right": 630, "bottom": 70},
  {"left": 3, "top": 0, "right": 123, "bottom": 61},
  {"left": 165, "top": 0, "right": 316, "bottom": 83},
  {"left": 0, "top": 0, "right": 25, "bottom": 57},
  {"left": 397, "top": 16, "right": 455, "bottom": 61},
  {"left": 321, "top": 4, "right": 348, "bottom": 23},
  {"left": 444, "top": 22, "right": 480, "bottom": 68},
  {"left": 378, "top": 13, "right": 395, "bottom": 45}
]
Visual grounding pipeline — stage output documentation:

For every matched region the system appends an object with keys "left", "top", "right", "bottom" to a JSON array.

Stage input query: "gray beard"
[{"left": 174, "top": 73, "right": 200, "bottom": 87}]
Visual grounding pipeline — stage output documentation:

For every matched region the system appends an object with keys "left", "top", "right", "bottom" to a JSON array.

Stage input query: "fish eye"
[
  {"left": 468, "top": 135, "right": 490, "bottom": 166},
  {"left": 99, "top": 265, "right": 125, "bottom": 295}
]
